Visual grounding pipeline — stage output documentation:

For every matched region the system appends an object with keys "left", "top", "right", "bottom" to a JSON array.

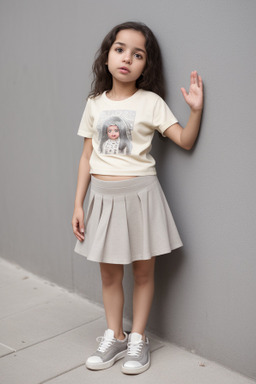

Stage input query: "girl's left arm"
[{"left": 164, "top": 71, "right": 203, "bottom": 150}]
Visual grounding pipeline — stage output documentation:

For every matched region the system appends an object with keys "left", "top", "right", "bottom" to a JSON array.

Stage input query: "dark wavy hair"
[{"left": 89, "top": 21, "right": 166, "bottom": 99}]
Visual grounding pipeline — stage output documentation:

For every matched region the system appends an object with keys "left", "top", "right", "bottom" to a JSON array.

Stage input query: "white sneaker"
[
  {"left": 86, "top": 329, "right": 128, "bottom": 370},
  {"left": 121, "top": 332, "right": 150, "bottom": 374}
]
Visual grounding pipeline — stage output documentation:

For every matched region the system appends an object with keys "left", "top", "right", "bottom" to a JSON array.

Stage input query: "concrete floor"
[{"left": 0, "top": 257, "right": 255, "bottom": 384}]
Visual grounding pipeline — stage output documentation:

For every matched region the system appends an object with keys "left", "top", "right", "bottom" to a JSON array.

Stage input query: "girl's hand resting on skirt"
[{"left": 72, "top": 207, "right": 85, "bottom": 242}]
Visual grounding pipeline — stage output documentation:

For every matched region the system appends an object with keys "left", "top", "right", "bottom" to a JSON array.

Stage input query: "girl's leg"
[
  {"left": 100, "top": 262, "right": 125, "bottom": 340},
  {"left": 131, "top": 257, "right": 156, "bottom": 336}
]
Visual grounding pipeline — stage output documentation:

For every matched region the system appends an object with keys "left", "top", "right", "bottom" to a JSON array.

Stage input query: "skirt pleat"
[
  {"left": 137, "top": 188, "right": 151, "bottom": 258},
  {"left": 74, "top": 175, "right": 183, "bottom": 264}
]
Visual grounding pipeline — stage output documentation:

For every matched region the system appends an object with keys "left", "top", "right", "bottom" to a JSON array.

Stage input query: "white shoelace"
[
  {"left": 96, "top": 335, "right": 115, "bottom": 353},
  {"left": 127, "top": 340, "right": 143, "bottom": 357}
]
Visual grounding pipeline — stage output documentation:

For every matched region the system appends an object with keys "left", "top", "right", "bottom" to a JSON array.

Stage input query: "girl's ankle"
[{"left": 115, "top": 331, "right": 126, "bottom": 340}]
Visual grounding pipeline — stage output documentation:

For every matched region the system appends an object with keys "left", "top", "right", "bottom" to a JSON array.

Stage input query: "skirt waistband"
[{"left": 90, "top": 175, "right": 158, "bottom": 195}]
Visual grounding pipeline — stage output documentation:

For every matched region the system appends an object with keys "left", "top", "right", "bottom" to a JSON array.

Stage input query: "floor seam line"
[
  {"left": 38, "top": 363, "right": 86, "bottom": 384},
  {"left": 0, "top": 315, "right": 104, "bottom": 356}
]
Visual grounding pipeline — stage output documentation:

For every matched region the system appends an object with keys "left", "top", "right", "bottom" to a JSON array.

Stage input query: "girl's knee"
[
  {"left": 100, "top": 263, "right": 124, "bottom": 286},
  {"left": 133, "top": 259, "right": 155, "bottom": 285}
]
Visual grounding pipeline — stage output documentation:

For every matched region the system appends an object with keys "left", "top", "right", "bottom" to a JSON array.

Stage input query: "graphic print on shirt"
[{"left": 97, "top": 110, "right": 136, "bottom": 155}]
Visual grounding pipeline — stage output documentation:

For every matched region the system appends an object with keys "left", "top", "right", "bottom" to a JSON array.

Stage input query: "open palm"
[{"left": 181, "top": 71, "right": 203, "bottom": 111}]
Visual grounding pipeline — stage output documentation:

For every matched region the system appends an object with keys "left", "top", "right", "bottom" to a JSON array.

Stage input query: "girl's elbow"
[
  {"left": 179, "top": 141, "right": 193, "bottom": 151},
  {"left": 183, "top": 143, "right": 193, "bottom": 151}
]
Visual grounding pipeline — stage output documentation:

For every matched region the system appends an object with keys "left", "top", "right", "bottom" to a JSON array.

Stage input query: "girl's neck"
[{"left": 106, "top": 81, "right": 138, "bottom": 101}]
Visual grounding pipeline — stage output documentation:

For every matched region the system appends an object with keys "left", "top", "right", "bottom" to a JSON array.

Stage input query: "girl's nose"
[{"left": 123, "top": 53, "right": 132, "bottom": 64}]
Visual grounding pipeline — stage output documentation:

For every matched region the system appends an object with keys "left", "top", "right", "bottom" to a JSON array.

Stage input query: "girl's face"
[
  {"left": 107, "top": 125, "right": 120, "bottom": 140},
  {"left": 107, "top": 29, "right": 146, "bottom": 87}
]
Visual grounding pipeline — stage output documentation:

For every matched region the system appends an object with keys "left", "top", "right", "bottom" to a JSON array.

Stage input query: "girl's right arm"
[{"left": 72, "top": 138, "right": 93, "bottom": 242}]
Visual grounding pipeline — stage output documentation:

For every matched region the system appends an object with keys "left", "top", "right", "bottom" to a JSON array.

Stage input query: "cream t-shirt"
[{"left": 77, "top": 89, "right": 178, "bottom": 176}]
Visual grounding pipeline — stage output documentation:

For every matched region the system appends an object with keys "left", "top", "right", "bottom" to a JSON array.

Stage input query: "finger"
[
  {"left": 193, "top": 70, "right": 199, "bottom": 86},
  {"left": 198, "top": 75, "right": 203, "bottom": 89},
  {"left": 79, "top": 228, "right": 85, "bottom": 240},
  {"left": 71, "top": 220, "right": 77, "bottom": 234},
  {"left": 72, "top": 219, "right": 84, "bottom": 240},
  {"left": 77, "top": 226, "right": 85, "bottom": 240},
  {"left": 75, "top": 233, "right": 84, "bottom": 242},
  {"left": 76, "top": 233, "right": 85, "bottom": 242},
  {"left": 72, "top": 224, "right": 79, "bottom": 236},
  {"left": 79, "top": 221, "right": 85, "bottom": 234},
  {"left": 72, "top": 225, "right": 84, "bottom": 242},
  {"left": 195, "top": 71, "right": 200, "bottom": 85},
  {"left": 181, "top": 87, "right": 188, "bottom": 99}
]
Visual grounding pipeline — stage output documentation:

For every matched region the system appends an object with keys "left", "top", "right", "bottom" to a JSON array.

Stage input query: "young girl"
[{"left": 72, "top": 21, "right": 203, "bottom": 375}]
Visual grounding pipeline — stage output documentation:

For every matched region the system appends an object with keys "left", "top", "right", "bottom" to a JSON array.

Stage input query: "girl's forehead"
[{"left": 114, "top": 29, "right": 146, "bottom": 50}]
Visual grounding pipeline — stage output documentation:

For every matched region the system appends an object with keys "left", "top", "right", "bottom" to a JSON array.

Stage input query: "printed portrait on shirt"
[{"left": 97, "top": 110, "right": 135, "bottom": 155}]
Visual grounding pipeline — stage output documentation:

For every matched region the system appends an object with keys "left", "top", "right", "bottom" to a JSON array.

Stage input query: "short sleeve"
[
  {"left": 77, "top": 97, "right": 94, "bottom": 138},
  {"left": 153, "top": 96, "right": 178, "bottom": 137}
]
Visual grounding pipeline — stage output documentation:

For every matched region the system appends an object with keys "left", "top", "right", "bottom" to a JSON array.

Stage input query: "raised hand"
[{"left": 181, "top": 71, "right": 203, "bottom": 111}]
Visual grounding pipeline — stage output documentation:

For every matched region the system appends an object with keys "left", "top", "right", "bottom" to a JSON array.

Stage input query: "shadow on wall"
[
  {"left": 122, "top": 247, "right": 185, "bottom": 337},
  {"left": 149, "top": 248, "right": 185, "bottom": 338}
]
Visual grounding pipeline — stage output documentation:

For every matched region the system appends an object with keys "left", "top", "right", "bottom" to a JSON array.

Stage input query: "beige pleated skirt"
[{"left": 74, "top": 175, "right": 183, "bottom": 264}]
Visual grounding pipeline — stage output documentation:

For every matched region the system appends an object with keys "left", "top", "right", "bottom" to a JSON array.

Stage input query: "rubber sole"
[
  {"left": 86, "top": 349, "right": 127, "bottom": 370},
  {"left": 121, "top": 356, "right": 151, "bottom": 375}
]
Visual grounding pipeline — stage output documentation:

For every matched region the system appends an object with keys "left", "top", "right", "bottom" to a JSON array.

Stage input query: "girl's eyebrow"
[{"left": 114, "top": 41, "right": 146, "bottom": 54}]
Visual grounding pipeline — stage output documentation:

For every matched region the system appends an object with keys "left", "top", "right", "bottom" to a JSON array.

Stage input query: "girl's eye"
[
  {"left": 134, "top": 53, "right": 143, "bottom": 60},
  {"left": 115, "top": 48, "right": 123, "bottom": 53}
]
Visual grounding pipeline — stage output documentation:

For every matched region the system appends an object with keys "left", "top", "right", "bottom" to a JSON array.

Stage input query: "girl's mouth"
[{"left": 119, "top": 67, "right": 130, "bottom": 74}]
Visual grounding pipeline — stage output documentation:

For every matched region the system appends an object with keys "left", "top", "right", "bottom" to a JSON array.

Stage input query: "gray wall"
[{"left": 1, "top": 0, "right": 256, "bottom": 379}]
